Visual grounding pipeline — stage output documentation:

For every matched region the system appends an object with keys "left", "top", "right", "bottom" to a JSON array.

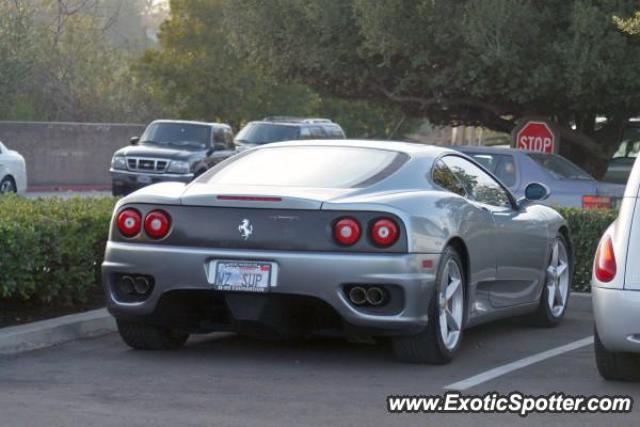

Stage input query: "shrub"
[
  {"left": 557, "top": 208, "right": 618, "bottom": 292},
  {"left": 0, "top": 195, "right": 115, "bottom": 303},
  {"left": 0, "top": 196, "right": 619, "bottom": 306}
]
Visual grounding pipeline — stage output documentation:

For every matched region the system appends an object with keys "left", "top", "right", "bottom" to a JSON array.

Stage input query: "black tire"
[
  {"left": 117, "top": 319, "right": 189, "bottom": 350},
  {"left": 529, "top": 233, "right": 571, "bottom": 327},
  {"left": 595, "top": 326, "right": 640, "bottom": 381},
  {"left": 392, "top": 247, "right": 465, "bottom": 364},
  {"left": 0, "top": 176, "right": 16, "bottom": 194}
]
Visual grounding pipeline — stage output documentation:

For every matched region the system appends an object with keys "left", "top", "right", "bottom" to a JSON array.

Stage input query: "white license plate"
[
  {"left": 137, "top": 175, "right": 152, "bottom": 184},
  {"left": 212, "top": 261, "right": 272, "bottom": 293}
]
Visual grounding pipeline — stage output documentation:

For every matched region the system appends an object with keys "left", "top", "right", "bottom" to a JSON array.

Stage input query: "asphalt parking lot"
[{"left": 0, "top": 294, "right": 638, "bottom": 427}]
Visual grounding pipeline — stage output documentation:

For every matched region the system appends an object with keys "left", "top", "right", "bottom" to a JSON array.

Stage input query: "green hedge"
[
  {"left": 557, "top": 208, "right": 618, "bottom": 292},
  {"left": 0, "top": 197, "right": 619, "bottom": 305},
  {"left": 0, "top": 195, "right": 115, "bottom": 303}
]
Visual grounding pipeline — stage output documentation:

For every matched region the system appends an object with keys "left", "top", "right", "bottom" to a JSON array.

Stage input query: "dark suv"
[
  {"left": 234, "top": 117, "right": 345, "bottom": 151},
  {"left": 110, "top": 120, "right": 236, "bottom": 196}
]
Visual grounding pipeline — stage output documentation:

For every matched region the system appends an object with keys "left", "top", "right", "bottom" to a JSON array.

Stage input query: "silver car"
[
  {"left": 455, "top": 146, "right": 625, "bottom": 209},
  {"left": 102, "top": 140, "right": 571, "bottom": 363},
  {"left": 592, "top": 155, "right": 640, "bottom": 380}
]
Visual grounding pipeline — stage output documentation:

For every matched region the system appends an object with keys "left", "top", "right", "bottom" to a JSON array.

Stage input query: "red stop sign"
[{"left": 516, "top": 121, "right": 555, "bottom": 154}]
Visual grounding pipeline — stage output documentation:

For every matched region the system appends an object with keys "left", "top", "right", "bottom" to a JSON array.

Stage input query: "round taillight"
[
  {"left": 117, "top": 209, "right": 142, "bottom": 237},
  {"left": 594, "top": 236, "right": 616, "bottom": 282},
  {"left": 371, "top": 218, "right": 399, "bottom": 247},
  {"left": 334, "top": 218, "right": 361, "bottom": 246},
  {"left": 144, "top": 210, "right": 172, "bottom": 239}
]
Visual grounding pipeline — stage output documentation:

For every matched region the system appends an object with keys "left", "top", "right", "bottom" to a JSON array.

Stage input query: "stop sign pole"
[{"left": 512, "top": 118, "right": 558, "bottom": 154}]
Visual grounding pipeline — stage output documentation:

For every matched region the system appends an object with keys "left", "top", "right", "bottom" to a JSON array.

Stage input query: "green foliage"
[
  {"left": 0, "top": 0, "right": 163, "bottom": 123},
  {"left": 0, "top": 196, "right": 115, "bottom": 303},
  {"left": 557, "top": 208, "right": 618, "bottom": 291},
  {"left": 0, "top": 1, "right": 37, "bottom": 119},
  {"left": 0, "top": 197, "right": 616, "bottom": 308},
  {"left": 227, "top": 0, "right": 640, "bottom": 119},
  {"left": 135, "top": 0, "right": 406, "bottom": 137},
  {"left": 225, "top": 0, "right": 640, "bottom": 175}
]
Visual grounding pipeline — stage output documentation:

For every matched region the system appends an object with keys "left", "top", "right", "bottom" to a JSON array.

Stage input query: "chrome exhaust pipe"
[
  {"left": 133, "top": 276, "right": 151, "bottom": 294},
  {"left": 120, "top": 275, "right": 136, "bottom": 294},
  {"left": 349, "top": 286, "right": 367, "bottom": 305},
  {"left": 366, "top": 287, "right": 385, "bottom": 306}
]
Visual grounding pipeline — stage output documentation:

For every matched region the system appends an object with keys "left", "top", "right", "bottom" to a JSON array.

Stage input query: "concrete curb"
[
  {"left": 572, "top": 291, "right": 592, "bottom": 298},
  {"left": 0, "top": 308, "right": 115, "bottom": 355}
]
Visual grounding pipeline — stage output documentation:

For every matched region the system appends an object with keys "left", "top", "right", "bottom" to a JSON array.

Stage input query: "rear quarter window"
[{"left": 465, "top": 152, "right": 517, "bottom": 188}]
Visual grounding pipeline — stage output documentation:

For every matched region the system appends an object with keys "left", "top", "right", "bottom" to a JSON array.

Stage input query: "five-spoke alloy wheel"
[
  {"left": 392, "top": 246, "right": 466, "bottom": 364},
  {"left": 530, "top": 234, "right": 572, "bottom": 327}
]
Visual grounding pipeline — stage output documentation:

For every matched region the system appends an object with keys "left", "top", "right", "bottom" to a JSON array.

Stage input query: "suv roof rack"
[{"left": 262, "top": 116, "right": 334, "bottom": 124}]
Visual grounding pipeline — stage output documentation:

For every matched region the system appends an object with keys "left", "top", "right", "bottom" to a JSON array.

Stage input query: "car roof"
[
  {"left": 151, "top": 119, "right": 231, "bottom": 129},
  {"left": 248, "top": 119, "right": 341, "bottom": 127},
  {"left": 455, "top": 145, "right": 525, "bottom": 155},
  {"left": 263, "top": 139, "right": 458, "bottom": 158}
]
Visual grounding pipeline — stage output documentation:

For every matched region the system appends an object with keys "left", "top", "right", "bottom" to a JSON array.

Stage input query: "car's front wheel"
[
  {"left": 595, "top": 326, "right": 640, "bottom": 381},
  {"left": 0, "top": 176, "right": 16, "bottom": 194},
  {"left": 117, "top": 319, "right": 189, "bottom": 350},
  {"left": 392, "top": 247, "right": 465, "bottom": 364}
]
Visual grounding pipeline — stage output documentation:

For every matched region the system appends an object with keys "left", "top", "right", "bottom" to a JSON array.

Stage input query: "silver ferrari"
[{"left": 102, "top": 140, "right": 572, "bottom": 363}]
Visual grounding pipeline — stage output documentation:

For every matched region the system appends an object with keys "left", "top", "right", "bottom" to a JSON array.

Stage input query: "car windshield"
[
  {"left": 527, "top": 153, "right": 593, "bottom": 181},
  {"left": 140, "top": 123, "right": 210, "bottom": 150},
  {"left": 205, "top": 146, "right": 407, "bottom": 188},
  {"left": 235, "top": 123, "right": 300, "bottom": 144}
]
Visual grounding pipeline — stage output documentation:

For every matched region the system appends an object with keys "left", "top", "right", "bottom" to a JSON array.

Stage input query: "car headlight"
[
  {"left": 166, "top": 160, "right": 191, "bottom": 174},
  {"left": 111, "top": 156, "right": 127, "bottom": 170}
]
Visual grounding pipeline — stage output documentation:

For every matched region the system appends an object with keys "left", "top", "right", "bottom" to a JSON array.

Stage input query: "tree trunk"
[{"left": 557, "top": 116, "right": 627, "bottom": 180}]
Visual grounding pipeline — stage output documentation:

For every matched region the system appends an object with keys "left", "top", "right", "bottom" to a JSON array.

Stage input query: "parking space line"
[{"left": 444, "top": 336, "right": 594, "bottom": 391}]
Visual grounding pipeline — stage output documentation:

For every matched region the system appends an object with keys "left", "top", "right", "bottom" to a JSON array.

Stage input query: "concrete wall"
[{"left": 0, "top": 121, "right": 146, "bottom": 188}]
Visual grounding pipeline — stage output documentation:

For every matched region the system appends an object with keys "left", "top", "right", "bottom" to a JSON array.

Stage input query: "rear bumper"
[
  {"left": 102, "top": 242, "right": 440, "bottom": 334},
  {"left": 593, "top": 285, "right": 640, "bottom": 353}
]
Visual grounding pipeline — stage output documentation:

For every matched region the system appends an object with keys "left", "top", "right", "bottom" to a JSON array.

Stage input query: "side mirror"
[
  {"left": 519, "top": 182, "right": 550, "bottom": 208},
  {"left": 130, "top": 136, "right": 140, "bottom": 145},
  {"left": 206, "top": 147, "right": 215, "bottom": 156}
]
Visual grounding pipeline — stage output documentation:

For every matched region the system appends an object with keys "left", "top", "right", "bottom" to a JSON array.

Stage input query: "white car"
[
  {"left": 0, "top": 141, "right": 27, "bottom": 194},
  {"left": 592, "top": 156, "right": 640, "bottom": 380}
]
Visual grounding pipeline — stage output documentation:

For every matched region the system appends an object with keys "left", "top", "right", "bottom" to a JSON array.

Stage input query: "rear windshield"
[
  {"left": 235, "top": 123, "right": 300, "bottom": 144},
  {"left": 527, "top": 153, "right": 593, "bottom": 181},
  {"left": 205, "top": 146, "right": 407, "bottom": 188}
]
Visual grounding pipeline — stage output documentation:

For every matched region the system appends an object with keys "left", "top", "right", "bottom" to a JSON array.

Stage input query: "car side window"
[
  {"left": 213, "top": 129, "right": 227, "bottom": 150},
  {"left": 224, "top": 130, "right": 234, "bottom": 149},
  {"left": 299, "top": 127, "right": 312, "bottom": 139},
  {"left": 309, "top": 126, "right": 326, "bottom": 138},
  {"left": 494, "top": 155, "right": 517, "bottom": 187},
  {"left": 432, "top": 160, "right": 466, "bottom": 197},
  {"left": 326, "top": 126, "right": 345, "bottom": 138},
  {"left": 441, "top": 156, "right": 512, "bottom": 208}
]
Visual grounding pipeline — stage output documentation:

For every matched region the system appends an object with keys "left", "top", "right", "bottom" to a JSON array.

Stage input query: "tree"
[
  {"left": 225, "top": 0, "right": 640, "bottom": 178},
  {"left": 135, "top": 0, "right": 406, "bottom": 136},
  {"left": 0, "top": 0, "right": 161, "bottom": 122},
  {"left": 0, "top": 1, "right": 38, "bottom": 118}
]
